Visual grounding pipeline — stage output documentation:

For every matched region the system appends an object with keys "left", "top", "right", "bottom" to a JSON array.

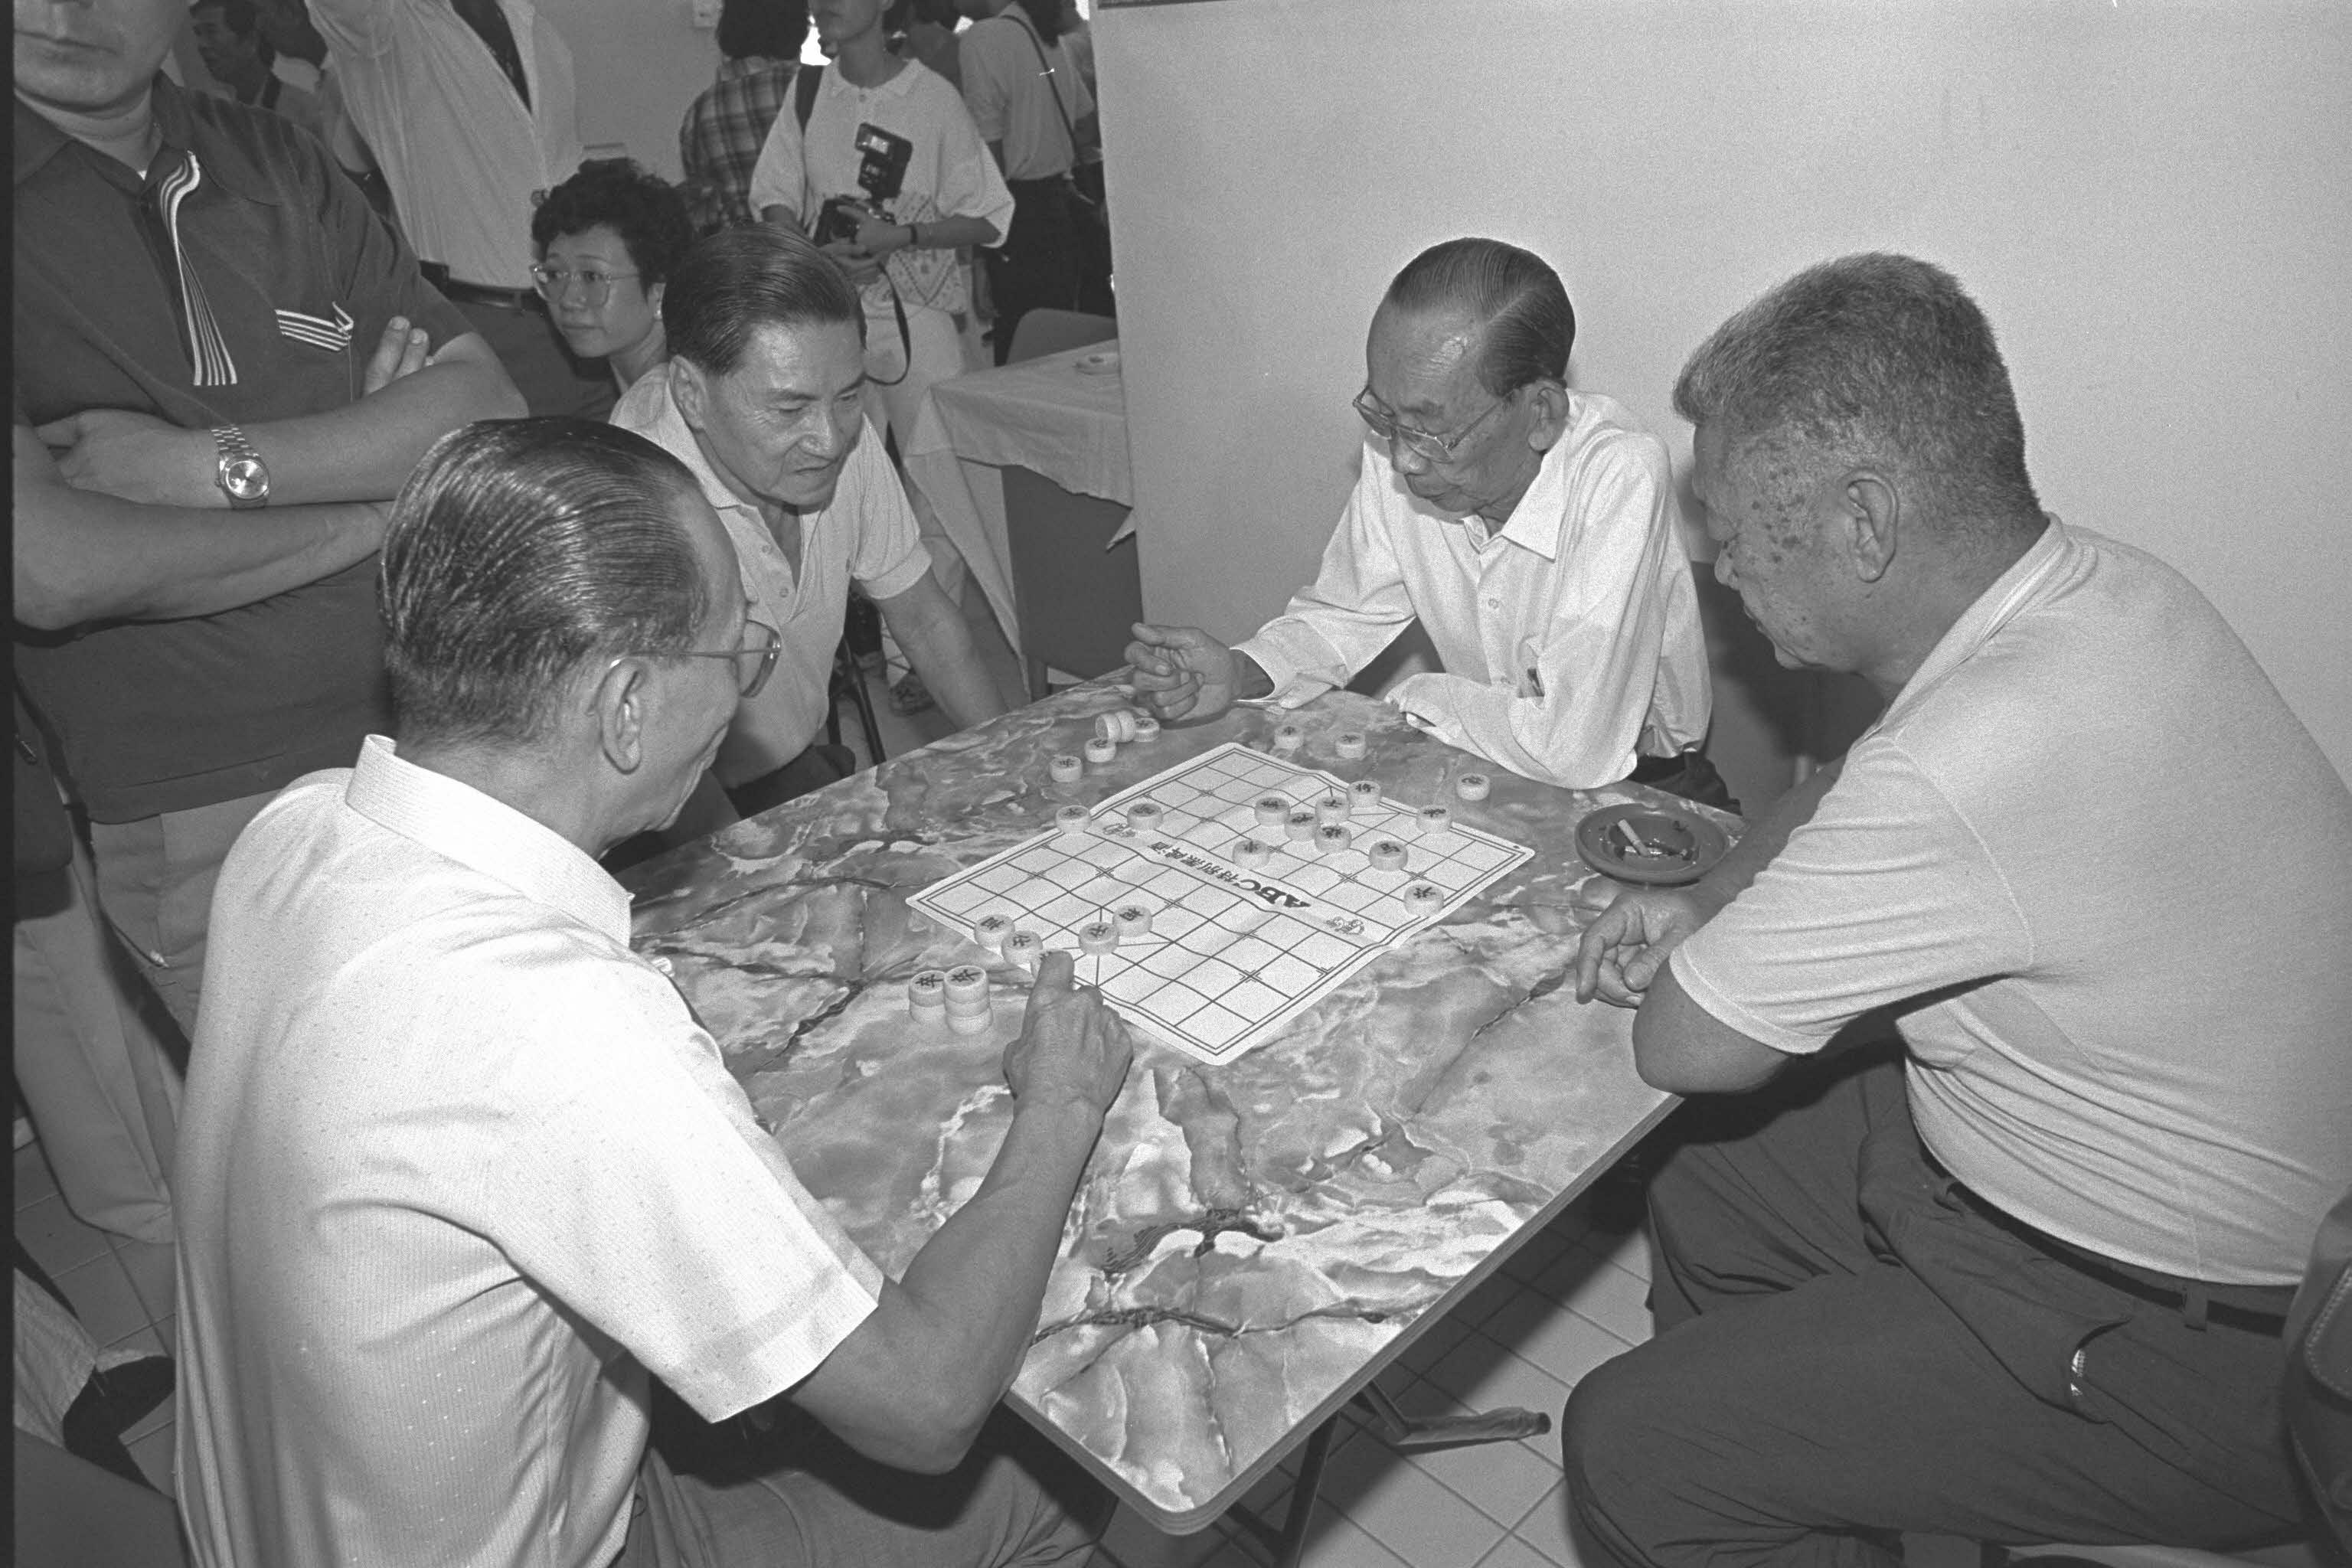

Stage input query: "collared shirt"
[
  {"left": 175, "top": 736, "right": 884, "bottom": 1568},
  {"left": 307, "top": 0, "right": 583, "bottom": 288},
  {"left": 12, "top": 83, "right": 465, "bottom": 822},
  {"left": 678, "top": 55, "right": 798, "bottom": 234},
  {"left": 746, "top": 60, "right": 1014, "bottom": 316},
  {"left": 957, "top": 11, "right": 1093, "bottom": 181},
  {"left": 1674, "top": 521, "right": 2352, "bottom": 1286},
  {"left": 611, "top": 370, "right": 933, "bottom": 766},
  {"left": 1237, "top": 393, "right": 1711, "bottom": 790}
]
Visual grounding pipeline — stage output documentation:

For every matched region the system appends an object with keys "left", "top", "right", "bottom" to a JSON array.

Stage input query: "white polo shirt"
[
  {"left": 612, "top": 368, "right": 933, "bottom": 769},
  {"left": 175, "top": 737, "right": 884, "bottom": 1568},
  {"left": 1238, "top": 392, "right": 1712, "bottom": 789},
  {"left": 1672, "top": 521, "right": 2352, "bottom": 1286},
  {"left": 309, "top": 0, "right": 582, "bottom": 289}
]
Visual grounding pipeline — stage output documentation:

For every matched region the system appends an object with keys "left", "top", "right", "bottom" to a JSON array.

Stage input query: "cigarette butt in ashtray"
[{"left": 1612, "top": 817, "right": 1646, "bottom": 854}]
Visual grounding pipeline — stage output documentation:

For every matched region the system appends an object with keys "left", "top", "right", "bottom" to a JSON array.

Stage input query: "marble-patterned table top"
[{"left": 623, "top": 684, "right": 1717, "bottom": 1530}]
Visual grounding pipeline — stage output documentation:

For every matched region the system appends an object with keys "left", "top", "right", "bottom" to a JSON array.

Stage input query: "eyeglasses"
[
  {"left": 530, "top": 264, "right": 641, "bottom": 306},
  {"left": 655, "top": 618, "right": 781, "bottom": 698},
  {"left": 1353, "top": 386, "right": 1514, "bottom": 462}
]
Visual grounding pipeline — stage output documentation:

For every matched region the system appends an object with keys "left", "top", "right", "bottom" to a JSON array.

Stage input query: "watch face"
[{"left": 222, "top": 456, "right": 269, "bottom": 501}]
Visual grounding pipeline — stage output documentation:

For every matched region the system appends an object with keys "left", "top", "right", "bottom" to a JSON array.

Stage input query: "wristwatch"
[{"left": 211, "top": 425, "right": 270, "bottom": 509}]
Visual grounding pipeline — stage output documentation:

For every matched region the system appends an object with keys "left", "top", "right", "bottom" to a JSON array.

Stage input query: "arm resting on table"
[
  {"left": 877, "top": 573, "right": 1009, "bottom": 732},
  {"left": 789, "top": 956, "right": 1129, "bottom": 1473},
  {"left": 13, "top": 423, "right": 384, "bottom": 629}
]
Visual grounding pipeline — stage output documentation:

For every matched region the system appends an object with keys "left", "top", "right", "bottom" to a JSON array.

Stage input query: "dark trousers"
[
  {"left": 984, "top": 178, "right": 1086, "bottom": 366},
  {"left": 1560, "top": 1049, "right": 2305, "bottom": 1566}
]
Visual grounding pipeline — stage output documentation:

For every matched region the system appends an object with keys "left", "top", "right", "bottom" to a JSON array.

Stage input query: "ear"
[
  {"left": 1842, "top": 469, "right": 1900, "bottom": 583},
  {"left": 645, "top": 279, "right": 667, "bottom": 318},
  {"left": 1523, "top": 379, "right": 1571, "bottom": 454},
  {"left": 589, "top": 655, "right": 653, "bottom": 776},
  {"left": 669, "top": 356, "right": 708, "bottom": 432}
]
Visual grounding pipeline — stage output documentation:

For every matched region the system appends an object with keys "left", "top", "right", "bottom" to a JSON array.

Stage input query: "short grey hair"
[
  {"left": 1674, "top": 253, "right": 2042, "bottom": 534},
  {"left": 380, "top": 418, "right": 709, "bottom": 748}
]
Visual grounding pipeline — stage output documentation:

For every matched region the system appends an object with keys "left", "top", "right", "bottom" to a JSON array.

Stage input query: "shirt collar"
[
  {"left": 645, "top": 373, "right": 764, "bottom": 524},
  {"left": 1485, "top": 403, "right": 1584, "bottom": 560},
  {"left": 1874, "top": 514, "right": 2071, "bottom": 731},
  {"left": 343, "top": 735, "right": 633, "bottom": 946},
  {"left": 14, "top": 78, "right": 279, "bottom": 202}
]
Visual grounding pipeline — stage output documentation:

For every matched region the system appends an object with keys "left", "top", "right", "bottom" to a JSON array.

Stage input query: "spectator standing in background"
[
  {"left": 309, "top": 0, "right": 614, "bottom": 418},
  {"left": 678, "top": 0, "right": 812, "bottom": 236},
  {"left": 531, "top": 159, "right": 697, "bottom": 397},
  {"left": 749, "top": 0, "right": 1012, "bottom": 716},
  {"left": 953, "top": 0, "right": 1097, "bottom": 363},
  {"left": 893, "top": 0, "right": 965, "bottom": 90},
  {"left": 241, "top": 0, "right": 397, "bottom": 220},
  {"left": 188, "top": 0, "right": 332, "bottom": 148},
  {"left": 15, "top": 0, "right": 524, "bottom": 1035}
]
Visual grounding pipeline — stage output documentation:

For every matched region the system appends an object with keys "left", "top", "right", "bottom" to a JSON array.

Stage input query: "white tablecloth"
[{"left": 903, "top": 344, "right": 1132, "bottom": 659}]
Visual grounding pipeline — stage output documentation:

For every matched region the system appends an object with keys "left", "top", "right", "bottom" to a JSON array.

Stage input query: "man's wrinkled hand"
[
  {"left": 362, "top": 315, "right": 431, "bottom": 395},
  {"left": 1573, "top": 886, "right": 1707, "bottom": 1008},
  {"left": 1124, "top": 622, "right": 1239, "bottom": 724},
  {"left": 1003, "top": 952, "right": 1133, "bottom": 1119},
  {"left": 34, "top": 410, "right": 215, "bottom": 508}
]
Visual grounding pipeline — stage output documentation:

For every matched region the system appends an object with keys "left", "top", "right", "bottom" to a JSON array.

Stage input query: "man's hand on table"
[
  {"left": 1004, "top": 952, "right": 1132, "bottom": 1119},
  {"left": 1574, "top": 886, "right": 1709, "bottom": 1008},
  {"left": 1125, "top": 622, "right": 1269, "bottom": 724}
]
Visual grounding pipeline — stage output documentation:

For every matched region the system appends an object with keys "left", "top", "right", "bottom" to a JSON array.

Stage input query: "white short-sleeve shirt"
[
  {"left": 611, "top": 368, "right": 933, "bottom": 766},
  {"left": 746, "top": 60, "right": 1014, "bottom": 316},
  {"left": 1672, "top": 521, "right": 2352, "bottom": 1286},
  {"left": 1236, "top": 392, "right": 1711, "bottom": 789},
  {"left": 175, "top": 737, "right": 885, "bottom": 1568}
]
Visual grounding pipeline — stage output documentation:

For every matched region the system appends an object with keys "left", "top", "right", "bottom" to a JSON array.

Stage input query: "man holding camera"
[
  {"left": 747, "top": 0, "right": 1011, "bottom": 710},
  {"left": 611, "top": 227, "right": 1008, "bottom": 815},
  {"left": 1129, "top": 238, "right": 1719, "bottom": 801}
]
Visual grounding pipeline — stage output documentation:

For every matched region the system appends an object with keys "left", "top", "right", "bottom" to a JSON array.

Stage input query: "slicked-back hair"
[
  {"left": 1674, "top": 253, "right": 2042, "bottom": 534},
  {"left": 663, "top": 226, "right": 865, "bottom": 377},
  {"left": 531, "top": 158, "right": 697, "bottom": 289},
  {"left": 717, "top": 0, "right": 810, "bottom": 61},
  {"left": 1384, "top": 238, "right": 1576, "bottom": 398},
  {"left": 380, "top": 420, "right": 710, "bottom": 749}
]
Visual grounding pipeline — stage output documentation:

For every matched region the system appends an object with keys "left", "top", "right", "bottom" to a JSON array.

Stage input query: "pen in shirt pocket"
[{"left": 1522, "top": 666, "right": 1545, "bottom": 700}]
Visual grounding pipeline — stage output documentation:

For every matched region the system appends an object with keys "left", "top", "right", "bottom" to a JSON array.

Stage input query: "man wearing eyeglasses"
[
  {"left": 177, "top": 417, "right": 1122, "bottom": 1568},
  {"left": 1127, "top": 237, "right": 1720, "bottom": 802},
  {"left": 612, "top": 225, "right": 1008, "bottom": 817}
]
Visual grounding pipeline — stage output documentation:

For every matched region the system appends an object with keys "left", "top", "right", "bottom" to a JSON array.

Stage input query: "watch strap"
[{"left": 211, "top": 425, "right": 268, "bottom": 509}]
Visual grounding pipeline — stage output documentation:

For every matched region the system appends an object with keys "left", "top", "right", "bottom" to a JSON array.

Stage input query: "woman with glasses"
[{"left": 529, "top": 160, "right": 697, "bottom": 397}]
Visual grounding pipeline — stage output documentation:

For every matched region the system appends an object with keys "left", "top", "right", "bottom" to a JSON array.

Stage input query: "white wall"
[
  {"left": 539, "top": 0, "right": 720, "bottom": 178},
  {"left": 1097, "top": 0, "right": 2352, "bottom": 783}
]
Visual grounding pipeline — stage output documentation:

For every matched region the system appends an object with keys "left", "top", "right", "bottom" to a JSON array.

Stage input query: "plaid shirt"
[{"left": 678, "top": 57, "right": 797, "bottom": 234}]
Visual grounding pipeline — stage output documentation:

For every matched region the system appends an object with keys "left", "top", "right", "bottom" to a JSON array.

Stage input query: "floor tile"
[
  {"left": 1479, "top": 1291, "right": 1641, "bottom": 1390},
  {"left": 17, "top": 1139, "right": 61, "bottom": 1208},
  {"left": 1294, "top": 1502, "right": 1413, "bottom": 1568},
  {"left": 1425, "top": 1330, "right": 1574, "bottom": 1429},
  {"left": 1406, "top": 1430, "right": 1564, "bottom": 1533},
  {"left": 1475, "top": 1534, "right": 1565, "bottom": 1568},
  {"left": 1387, "top": 1313, "right": 1475, "bottom": 1380},
  {"left": 1508, "top": 1481, "right": 1606, "bottom": 1568},
  {"left": 128, "top": 1419, "right": 178, "bottom": 1499},
  {"left": 1583, "top": 1227, "right": 1650, "bottom": 1285},
  {"left": 18, "top": 1191, "right": 113, "bottom": 1277},
  {"left": 112, "top": 1235, "right": 178, "bottom": 1321},
  {"left": 1496, "top": 1220, "right": 1580, "bottom": 1285},
  {"left": 55, "top": 1252, "right": 151, "bottom": 1344},
  {"left": 1442, "top": 1267, "right": 1529, "bottom": 1329},
  {"left": 1529, "top": 1250, "right": 1653, "bottom": 1348},
  {"left": 106, "top": 1318, "right": 168, "bottom": 1361},
  {"left": 1318, "top": 1440, "right": 1505, "bottom": 1568}
]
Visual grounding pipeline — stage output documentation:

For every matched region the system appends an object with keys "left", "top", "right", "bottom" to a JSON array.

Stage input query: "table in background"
[
  {"left": 904, "top": 344, "right": 1135, "bottom": 667},
  {"left": 624, "top": 686, "right": 1711, "bottom": 1537}
]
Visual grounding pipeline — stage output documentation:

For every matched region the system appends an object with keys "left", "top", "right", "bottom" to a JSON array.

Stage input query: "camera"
[{"left": 812, "top": 122, "right": 914, "bottom": 247}]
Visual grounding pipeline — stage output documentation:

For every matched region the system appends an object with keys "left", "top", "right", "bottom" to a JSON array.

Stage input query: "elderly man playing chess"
[{"left": 1126, "top": 237, "right": 1722, "bottom": 805}]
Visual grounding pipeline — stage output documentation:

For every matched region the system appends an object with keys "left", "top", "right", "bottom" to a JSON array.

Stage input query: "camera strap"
[
  {"left": 792, "top": 64, "right": 913, "bottom": 384},
  {"left": 1008, "top": 14, "right": 1082, "bottom": 175}
]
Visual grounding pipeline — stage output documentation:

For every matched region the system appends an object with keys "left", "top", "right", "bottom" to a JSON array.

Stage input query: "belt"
[
  {"left": 419, "top": 261, "right": 538, "bottom": 311},
  {"left": 1931, "top": 1159, "right": 2294, "bottom": 1336}
]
